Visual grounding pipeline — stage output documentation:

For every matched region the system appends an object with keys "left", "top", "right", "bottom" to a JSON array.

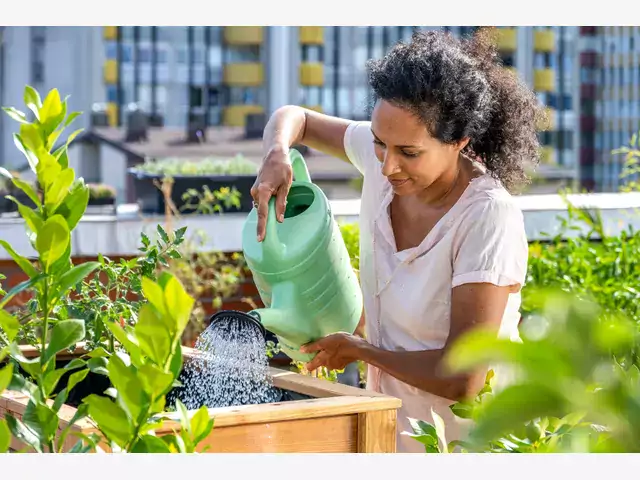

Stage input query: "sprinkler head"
[{"left": 207, "top": 310, "right": 267, "bottom": 340}]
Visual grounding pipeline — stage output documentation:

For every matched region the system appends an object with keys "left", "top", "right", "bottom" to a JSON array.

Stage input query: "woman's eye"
[
  {"left": 402, "top": 151, "right": 420, "bottom": 158},
  {"left": 373, "top": 139, "right": 385, "bottom": 148}
]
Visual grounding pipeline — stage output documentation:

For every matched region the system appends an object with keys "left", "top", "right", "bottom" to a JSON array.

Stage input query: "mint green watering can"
[{"left": 239, "top": 150, "right": 363, "bottom": 363}]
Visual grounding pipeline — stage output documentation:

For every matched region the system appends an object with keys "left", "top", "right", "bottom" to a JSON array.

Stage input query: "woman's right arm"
[{"left": 252, "top": 105, "right": 354, "bottom": 241}]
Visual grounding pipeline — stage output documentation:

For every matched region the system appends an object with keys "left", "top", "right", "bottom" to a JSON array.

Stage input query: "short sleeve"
[
  {"left": 452, "top": 199, "right": 528, "bottom": 290},
  {"left": 343, "top": 121, "right": 376, "bottom": 176}
]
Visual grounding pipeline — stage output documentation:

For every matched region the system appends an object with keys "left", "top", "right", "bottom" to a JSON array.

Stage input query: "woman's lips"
[{"left": 389, "top": 178, "right": 409, "bottom": 187}]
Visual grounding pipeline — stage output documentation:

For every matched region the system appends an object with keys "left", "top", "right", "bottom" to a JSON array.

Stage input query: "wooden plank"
[
  {"left": 196, "top": 415, "right": 358, "bottom": 453},
  {"left": 268, "top": 367, "right": 390, "bottom": 399},
  {"left": 158, "top": 395, "right": 400, "bottom": 431},
  {"left": 357, "top": 409, "right": 397, "bottom": 453}
]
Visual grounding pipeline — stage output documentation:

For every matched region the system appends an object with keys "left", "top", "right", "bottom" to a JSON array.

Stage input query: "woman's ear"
[{"left": 456, "top": 137, "right": 471, "bottom": 152}]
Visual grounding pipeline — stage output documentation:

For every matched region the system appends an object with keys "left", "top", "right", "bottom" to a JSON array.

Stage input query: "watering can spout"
[{"left": 250, "top": 281, "right": 315, "bottom": 361}]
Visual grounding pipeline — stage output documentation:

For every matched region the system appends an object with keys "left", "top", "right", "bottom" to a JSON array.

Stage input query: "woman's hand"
[
  {"left": 251, "top": 145, "right": 293, "bottom": 242},
  {"left": 300, "top": 332, "right": 366, "bottom": 372}
]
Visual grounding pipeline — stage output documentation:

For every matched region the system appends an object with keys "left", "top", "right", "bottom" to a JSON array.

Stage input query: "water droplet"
[{"left": 169, "top": 316, "right": 281, "bottom": 410}]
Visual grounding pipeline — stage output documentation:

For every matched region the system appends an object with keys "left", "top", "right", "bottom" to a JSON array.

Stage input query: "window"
[
  {"left": 106, "top": 85, "right": 119, "bottom": 103},
  {"left": 30, "top": 27, "right": 45, "bottom": 84},
  {"left": 105, "top": 42, "right": 118, "bottom": 60},
  {"left": 121, "top": 44, "right": 133, "bottom": 63},
  {"left": 137, "top": 47, "right": 151, "bottom": 63}
]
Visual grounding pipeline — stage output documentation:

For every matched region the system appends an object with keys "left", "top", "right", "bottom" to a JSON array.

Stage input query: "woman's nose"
[{"left": 381, "top": 153, "right": 400, "bottom": 177}]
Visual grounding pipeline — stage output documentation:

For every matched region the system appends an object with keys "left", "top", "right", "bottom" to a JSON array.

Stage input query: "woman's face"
[{"left": 370, "top": 100, "right": 468, "bottom": 197}]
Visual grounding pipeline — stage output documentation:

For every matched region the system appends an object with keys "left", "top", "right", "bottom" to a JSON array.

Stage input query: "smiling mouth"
[{"left": 389, "top": 178, "right": 409, "bottom": 187}]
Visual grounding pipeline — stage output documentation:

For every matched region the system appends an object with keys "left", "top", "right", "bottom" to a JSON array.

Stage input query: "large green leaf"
[
  {"left": 131, "top": 434, "right": 172, "bottom": 453},
  {"left": 0, "top": 363, "right": 14, "bottom": 393},
  {"left": 83, "top": 394, "right": 134, "bottom": 448},
  {"left": 5, "top": 414, "right": 42, "bottom": 453},
  {"left": 11, "top": 177, "right": 41, "bottom": 207},
  {"left": 6, "top": 196, "right": 44, "bottom": 234},
  {"left": 54, "top": 181, "right": 89, "bottom": 231},
  {"left": 13, "top": 133, "right": 38, "bottom": 173},
  {"left": 141, "top": 277, "right": 167, "bottom": 316},
  {"left": 39, "top": 88, "right": 64, "bottom": 133},
  {"left": 163, "top": 275, "right": 195, "bottom": 335},
  {"left": 2, "top": 106, "right": 29, "bottom": 124},
  {"left": 56, "top": 261, "right": 100, "bottom": 296},
  {"left": 42, "top": 319, "right": 85, "bottom": 365},
  {"left": 42, "top": 368, "right": 68, "bottom": 397},
  {"left": 138, "top": 363, "right": 174, "bottom": 402},
  {"left": 23, "top": 85, "right": 42, "bottom": 120},
  {"left": 0, "top": 240, "right": 38, "bottom": 278},
  {"left": 190, "top": 406, "right": 214, "bottom": 445},
  {"left": 0, "top": 311, "right": 21, "bottom": 343},
  {"left": 104, "top": 322, "right": 142, "bottom": 366},
  {"left": 35, "top": 215, "right": 70, "bottom": 271},
  {"left": 135, "top": 304, "right": 170, "bottom": 366},
  {"left": 23, "top": 400, "right": 59, "bottom": 441},
  {"left": 0, "top": 419, "right": 10, "bottom": 453},
  {"left": 107, "top": 354, "right": 148, "bottom": 420},
  {"left": 470, "top": 384, "right": 568, "bottom": 445},
  {"left": 45, "top": 168, "right": 74, "bottom": 210},
  {"left": 0, "top": 274, "right": 45, "bottom": 309}
]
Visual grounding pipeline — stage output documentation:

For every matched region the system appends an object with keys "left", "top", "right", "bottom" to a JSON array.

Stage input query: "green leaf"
[
  {"left": 0, "top": 419, "right": 10, "bottom": 453},
  {"left": 54, "top": 181, "right": 89, "bottom": 231},
  {"left": 5, "top": 414, "right": 42, "bottom": 452},
  {"left": 42, "top": 319, "right": 85, "bottom": 365},
  {"left": 0, "top": 274, "right": 45, "bottom": 309},
  {"left": 0, "top": 240, "right": 38, "bottom": 279},
  {"left": 135, "top": 304, "right": 170, "bottom": 366},
  {"left": 104, "top": 322, "right": 142, "bottom": 365},
  {"left": 43, "top": 368, "right": 68, "bottom": 397},
  {"left": 56, "top": 403, "right": 89, "bottom": 450},
  {"left": 83, "top": 394, "right": 134, "bottom": 448},
  {"left": 0, "top": 363, "right": 14, "bottom": 393},
  {"left": 2, "top": 106, "right": 30, "bottom": 124},
  {"left": 0, "top": 311, "right": 21, "bottom": 343},
  {"left": 45, "top": 168, "right": 75, "bottom": 210},
  {"left": 138, "top": 363, "right": 174, "bottom": 401},
  {"left": 6, "top": 195, "right": 44, "bottom": 234},
  {"left": 66, "top": 368, "right": 89, "bottom": 394},
  {"left": 131, "top": 435, "right": 172, "bottom": 453},
  {"left": 169, "top": 342, "right": 183, "bottom": 380},
  {"left": 13, "top": 134, "right": 39, "bottom": 173},
  {"left": 87, "top": 347, "right": 110, "bottom": 359},
  {"left": 471, "top": 384, "right": 568, "bottom": 444},
  {"left": 64, "top": 111, "right": 82, "bottom": 128},
  {"left": 11, "top": 177, "right": 41, "bottom": 207},
  {"left": 141, "top": 277, "right": 167, "bottom": 316},
  {"left": 190, "top": 406, "right": 214, "bottom": 445},
  {"left": 450, "top": 402, "right": 475, "bottom": 420},
  {"left": 24, "top": 85, "right": 42, "bottom": 120},
  {"left": 64, "top": 358, "right": 87, "bottom": 370},
  {"left": 107, "top": 354, "right": 147, "bottom": 420},
  {"left": 19, "top": 122, "right": 45, "bottom": 154},
  {"left": 35, "top": 215, "right": 70, "bottom": 271},
  {"left": 56, "top": 262, "right": 100, "bottom": 295},
  {"left": 39, "top": 89, "right": 64, "bottom": 128},
  {"left": 23, "top": 400, "right": 59, "bottom": 441},
  {"left": 157, "top": 224, "right": 169, "bottom": 244},
  {"left": 87, "top": 357, "right": 109, "bottom": 376},
  {"left": 164, "top": 275, "right": 195, "bottom": 335}
]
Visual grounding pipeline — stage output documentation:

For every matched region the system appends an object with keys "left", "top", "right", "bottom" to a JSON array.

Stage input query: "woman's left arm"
[{"left": 301, "top": 282, "right": 516, "bottom": 401}]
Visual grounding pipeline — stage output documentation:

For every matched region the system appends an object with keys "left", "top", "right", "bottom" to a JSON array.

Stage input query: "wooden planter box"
[{"left": 1, "top": 345, "right": 401, "bottom": 453}]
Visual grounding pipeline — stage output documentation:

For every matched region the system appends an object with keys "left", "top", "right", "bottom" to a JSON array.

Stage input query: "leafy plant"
[
  {"left": 131, "top": 155, "right": 258, "bottom": 177},
  {"left": 87, "top": 183, "right": 116, "bottom": 200},
  {"left": 0, "top": 85, "right": 100, "bottom": 452},
  {"left": 81, "top": 271, "right": 214, "bottom": 452},
  {"left": 0, "top": 85, "right": 216, "bottom": 454}
]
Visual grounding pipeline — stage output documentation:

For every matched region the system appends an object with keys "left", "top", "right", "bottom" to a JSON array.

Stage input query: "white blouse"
[{"left": 343, "top": 121, "right": 529, "bottom": 453}]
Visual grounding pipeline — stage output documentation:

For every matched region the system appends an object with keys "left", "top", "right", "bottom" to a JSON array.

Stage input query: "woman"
[{"left": 251, "top": 29, "right": 541, "bottom": 453}]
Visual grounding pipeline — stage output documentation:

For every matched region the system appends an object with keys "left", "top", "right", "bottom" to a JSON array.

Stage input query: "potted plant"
[
  {"left": 127, "top": 155, "right": 258, "bottom": 215},
  {"left": 87, "top": 183, "right": 116, "bottom": 206}
]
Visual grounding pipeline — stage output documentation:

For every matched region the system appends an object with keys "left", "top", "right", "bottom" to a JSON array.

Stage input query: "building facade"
[{"left": 0, "top": 26, "right": 636, "bottom": 192}]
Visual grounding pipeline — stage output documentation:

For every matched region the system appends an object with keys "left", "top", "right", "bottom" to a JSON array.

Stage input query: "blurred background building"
[{"left": 0, "top": 26, "right": 637, "bottom": 194}]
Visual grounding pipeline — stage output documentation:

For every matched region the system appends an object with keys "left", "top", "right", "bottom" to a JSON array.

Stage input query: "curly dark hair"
[{"left": 367, "top": 28, "right": 545, "bottom": 192}]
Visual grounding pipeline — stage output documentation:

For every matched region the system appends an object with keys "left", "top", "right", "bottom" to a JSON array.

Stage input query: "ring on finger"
[{"left": 252, "top": 200, "right": 259, "bottom": 209}]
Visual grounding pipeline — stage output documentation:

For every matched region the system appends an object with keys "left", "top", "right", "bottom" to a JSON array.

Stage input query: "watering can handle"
[
  {"left": 289, "top": 149, "right": 312, "bottom": 183},
  {"left": 261, "top": 149, "right": 310, "bottom": 257}
]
